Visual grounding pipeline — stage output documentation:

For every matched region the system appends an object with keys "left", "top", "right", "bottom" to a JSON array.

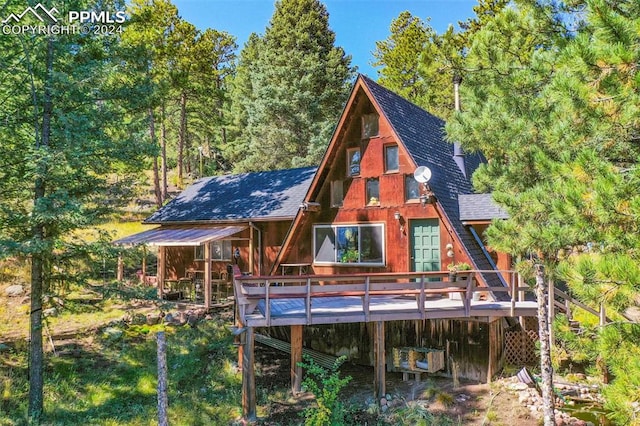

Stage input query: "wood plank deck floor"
[{"left": 244, "top": 295, "right": 538, "bottom": 326}]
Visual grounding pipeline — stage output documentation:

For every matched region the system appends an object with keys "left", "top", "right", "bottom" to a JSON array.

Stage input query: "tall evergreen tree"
[
  {"left": 372, "top": 12, "right": 433, "bottom": 103},
  {"left": 225, "top": 0, "right": 354, "bottom": 172},
  {"left": 372, "top": 1, "right": 507, "bottom": 119},
  {"left": 447, "top": 1, "right": 640, "bottom": 424},
  {"left": 0, "top": 0, "right": 153, "bottom": 420}
]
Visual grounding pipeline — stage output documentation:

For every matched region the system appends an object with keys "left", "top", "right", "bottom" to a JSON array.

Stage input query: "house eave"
[{"left": 143, "top": 216, "right": 297, "bottom": 226}]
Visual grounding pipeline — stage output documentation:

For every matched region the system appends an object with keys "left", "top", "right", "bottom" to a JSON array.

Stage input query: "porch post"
[
  {"left": 242, "top": 326, "right": 256, "bottom": 421},
  {"left": 157, "top": 246, "right": 166, "bottom": 299},
  {"left": 204, "top": 242, "right": 211, "bottom": 309},
  {"left": 291, "top": 325, "right": 303, "bottom": 393},
  {"left": 249, "top": 226, "right": 254, "bottom": 275},
  {"left": 141, "top": 246, "right": 147, "bottom": 284},
  {"left": 373, "top": 321, "right": 386, "bottom": 401}
]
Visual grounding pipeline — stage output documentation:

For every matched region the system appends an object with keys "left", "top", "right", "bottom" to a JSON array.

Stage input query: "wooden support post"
[
  {"left": 548, "top": 279, "right": 555, "bottom": 347},
  {"left": 157, "top": 331, "right": 168, "bottom": 426},
  {"left": 249, "top": 226, "right": 254, "bottom": 275},
  {"left": 291, "top": 325, "right": 303, "bottom": 394},
  {"left": 157, "top": 246, "right": 166, "bottom": 299},
  {"left": 116, "top": 255, "right": 124, "bottom": 282},
  {"left": 599, "top": 303, "right": 606, "bottom": 326},
  {"left": 518, "top": 272, "right": 525, "bottom": 328},
  {"left": 373, "top": 321, "right": 386, "bottom": 401},
  {"left": 242, "top": 327, "right": 256, "bottom": 421},
  {"left": 141, "top": 246, "right": 147, "bottom": 284},
  {"left": 487, "top": 321, "right": 494, "bottom": 384},
  {"left": 204, "top": 243, "right": 211, "bottom": 309}
]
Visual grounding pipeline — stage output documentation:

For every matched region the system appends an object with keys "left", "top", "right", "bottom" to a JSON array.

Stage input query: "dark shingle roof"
[
  {"left": 459, "top": 194, "right": 509, "bottom": 221},
  {"left": 361, "top": 75, "right": 507, "bottom": 295},
  {"left": 145, "top": 167, "right": 316, "bottom": 224}
]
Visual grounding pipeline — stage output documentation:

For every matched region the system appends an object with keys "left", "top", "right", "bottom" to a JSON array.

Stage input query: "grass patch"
[{"left": 0, "top": 307, "right": 243, "bottom": 425}]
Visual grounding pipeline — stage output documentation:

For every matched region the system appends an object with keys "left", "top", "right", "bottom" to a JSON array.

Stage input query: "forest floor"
[{"left": 253, "top": 342, "right": 541, "bottom": 426}]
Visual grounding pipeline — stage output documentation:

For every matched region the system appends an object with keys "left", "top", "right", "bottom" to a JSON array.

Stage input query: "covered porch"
[{"left": 115, "top": 225, "right": 254, "bottom": 309}]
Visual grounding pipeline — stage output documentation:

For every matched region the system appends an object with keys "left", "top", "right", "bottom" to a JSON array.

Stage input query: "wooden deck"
[
  {"left": 233, "top": 267, "right": 537, "bottom": 421},
  {"left": 244, "top": 295, "right": 537, "bottom": 326},
  {"left": 234, "top": 269, "right": 537, "bottom": 327}
]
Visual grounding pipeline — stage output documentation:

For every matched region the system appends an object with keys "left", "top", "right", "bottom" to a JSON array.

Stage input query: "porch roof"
[{"left": 113, "top": 225, "right": 246, "bottom": 247}]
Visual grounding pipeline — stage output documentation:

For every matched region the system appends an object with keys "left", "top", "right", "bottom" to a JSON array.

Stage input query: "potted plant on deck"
[{"left": 447, "top": 262, "right": 471, "bottom": 281}]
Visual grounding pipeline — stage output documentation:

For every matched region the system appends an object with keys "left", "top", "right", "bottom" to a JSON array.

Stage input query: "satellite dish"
[{"left": 413, "top": 166, "right": 432, "bottom": 183}]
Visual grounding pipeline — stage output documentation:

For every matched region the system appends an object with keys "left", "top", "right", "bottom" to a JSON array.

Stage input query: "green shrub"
[{"left": 298, "top": 355, "right": 351, "bottom": 426}]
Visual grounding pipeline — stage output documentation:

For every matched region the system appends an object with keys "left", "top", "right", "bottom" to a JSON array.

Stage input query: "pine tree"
[
  {"left": 0, "top": 1, "right": 153, "bottom": 419},
  {"left": 372, "top": 12, "right": 433, "bottom": 103},
  {"left": 225, "top": 0, "right": 354, "bottom": 172},
  {"left": 447, "top": 1, "right": 640, "bottom": 424}
]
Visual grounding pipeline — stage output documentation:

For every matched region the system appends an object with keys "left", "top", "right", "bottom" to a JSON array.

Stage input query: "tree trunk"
[
  {"left": 157, "top": 331, "right": 168, "bottom": 426},
  {"left": 178, "top": 91, "right": 187, "bottom": 187},
  {"left": 148, "top": 107, "right": 162, "bottom": 208},
  {"left": 160, "top": 103, "right": 168, "bottom": 201},
  {"left": 28, "top": 36, "right": 55, "bottom": 422},
  {"left": 535, "top": 263, "right": 556, "bottom": 425}
]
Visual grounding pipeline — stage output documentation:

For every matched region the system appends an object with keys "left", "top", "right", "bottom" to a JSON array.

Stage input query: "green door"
[{"left": 410, "top": 219, "right": 441, "bottom": 272}]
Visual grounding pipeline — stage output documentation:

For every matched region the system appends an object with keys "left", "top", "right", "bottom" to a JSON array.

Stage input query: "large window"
[
  {"left": 313, "top": 224, "right": 385, "bottom": 265},
  {"left": 384, "top": 145, "right": 399, "bottom": 172}
]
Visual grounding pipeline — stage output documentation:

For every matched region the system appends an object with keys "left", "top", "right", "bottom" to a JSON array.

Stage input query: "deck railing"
[{"left": 232, "top": 266, "right": 533, "bottom": 326}]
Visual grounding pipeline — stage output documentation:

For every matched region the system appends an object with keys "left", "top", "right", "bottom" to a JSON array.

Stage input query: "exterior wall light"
[{"left": 446, "top": 243, "right": 454, "bottom": 258}]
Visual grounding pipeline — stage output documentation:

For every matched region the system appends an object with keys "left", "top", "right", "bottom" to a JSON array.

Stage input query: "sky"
[{"left": 171, "top": 0, "right": 479, "bottom": 77}]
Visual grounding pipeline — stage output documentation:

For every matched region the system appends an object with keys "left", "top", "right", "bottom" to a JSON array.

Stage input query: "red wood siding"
[{"left": 278, "top": 89, "right": 475, "bottom": 275}]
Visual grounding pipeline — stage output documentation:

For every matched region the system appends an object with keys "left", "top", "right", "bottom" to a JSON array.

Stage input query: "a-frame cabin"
[{"left": 233, "top": 75, "right": 536, "bottom": 420}]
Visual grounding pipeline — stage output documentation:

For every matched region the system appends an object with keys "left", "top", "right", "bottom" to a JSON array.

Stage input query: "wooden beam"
[
  {"left": 487, "top": 322, "right": 494, "bottom": 384},
  {"left": 157, "top": 246, "right": 165, "bottom": 299},
  {"left": 242, "top": 327, "right": 256, "bottom": 421},
  {"left": 249, "top": 226, "right": 254, "bottom": 275},
  {"left": 548, "top": 279, "right": 555, "bottom": 347},
  {"left": 116, "top": 255, "right": 124, "bottom": 282},
  {"left": 291, "top": 325, "right": 303, "bottom": 394},
  {"left": 204, "top": 242, "right": 211, "bottom": 309},
  {"left": 373, "top": 321, "right": 386, "bottom": 401}
]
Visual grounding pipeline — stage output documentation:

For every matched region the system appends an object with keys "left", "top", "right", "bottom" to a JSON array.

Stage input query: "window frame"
[
  {"left": 366, "top": 178, "right": 380, "bottom": 206},
  {"left": 405, "top": 174, "right": 421, "bottom": 202},
  {"left": 194, "top": 244, "right": 205, "bottom": 261},
  {"left": 346, "top": 147, "right": 361, "bottom": 177},
  {"left": 330, "top": 180, "right": 344, "bottom": 207},
  {"left": 194, "top": 240, "right": 232, "bottom": 262},
  {"left": 384, "top": 144, "right": 399, "bottom": 173},
  {"left": 313, "top": 223, "right": 386, "bottom": 266},
  {"left": 211, "top": 240, "right": 232, "bottom": 261},
  {"left": 361, "top": 113, "right": 379, "bottom": 139}
]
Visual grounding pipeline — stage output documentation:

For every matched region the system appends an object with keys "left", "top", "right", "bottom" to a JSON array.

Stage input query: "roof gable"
[
  {"left": 145, "top": 166, "right": 316, "bottom": 223},
  {"left": 275, "top": 75, "right": 503, "bottom": 290},
  {"left": 360, "top": 76, "right": 503, "bottom": 290}
]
